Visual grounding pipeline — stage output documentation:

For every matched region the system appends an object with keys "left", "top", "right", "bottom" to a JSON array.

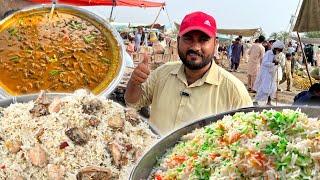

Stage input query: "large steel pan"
[
  {"left": 0, "top": 93, "right": 160, "bottom": 136},
  {"left": 0, "top": 4, "right": 126, "bottom": 99},
  {"left": 130, "top": 106, "right": 320, "bottom": 180}
]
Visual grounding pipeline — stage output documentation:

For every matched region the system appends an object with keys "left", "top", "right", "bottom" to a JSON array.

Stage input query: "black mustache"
[{"left": 186, "top": 50, "right": 203, "bottom": 57}]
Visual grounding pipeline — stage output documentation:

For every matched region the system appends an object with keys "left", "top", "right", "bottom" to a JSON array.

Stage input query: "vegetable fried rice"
[{"left": 152, "top": 109, "right": 320, "bottom": 179}]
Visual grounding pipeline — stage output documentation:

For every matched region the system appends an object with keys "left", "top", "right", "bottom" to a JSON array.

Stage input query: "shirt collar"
[{"left": 170, "top": 61, "right": 220, "bottom": 86}]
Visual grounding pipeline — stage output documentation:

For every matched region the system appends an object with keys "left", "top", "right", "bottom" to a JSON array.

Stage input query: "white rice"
[{"left": 0, "top": 89, "right": 158, "bottom": 179}]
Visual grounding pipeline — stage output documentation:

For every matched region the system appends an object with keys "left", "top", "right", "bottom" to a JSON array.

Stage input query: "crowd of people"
[
  {"left": 216, "top": 35, "right": 320, "bottom": 106},
  {"left": 122, "top": 27, "right": 172, "bottom": 56}
]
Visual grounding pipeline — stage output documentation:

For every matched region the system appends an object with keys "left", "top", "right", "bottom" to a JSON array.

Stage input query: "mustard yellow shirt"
[{"left": 127, "top": 61, "right": 253, "bottom": 136}]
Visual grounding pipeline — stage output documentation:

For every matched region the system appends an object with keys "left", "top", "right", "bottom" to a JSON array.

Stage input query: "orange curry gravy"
[{"left": 0, "top": 10, "right": 119, "bottom": 95}]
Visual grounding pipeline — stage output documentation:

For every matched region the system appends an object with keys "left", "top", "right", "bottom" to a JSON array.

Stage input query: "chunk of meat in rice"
[
  {"left": 108, "top": 114, "right": 124, "bottom": 130},
  {"left": 76, "top": 166, "right": 112, "bottom": 180},
  {"left": 82, "top": 99, "right": 103, "bottom": 115},
  {"left": 125, "top": 108, "right": 140, "bottom": 126},
  {"left": 108, "top": 141, "right": 128, "bottom": 168},
  {"left": 30, "top": 91, "right": 51, "bottom": 117},
  {"left": 48, "top": 164, "right": 65, "bottom": 180},
  {"left": 65, "top": 127, "right": 88, "bottom": 145},
  {"left": 48, "top": 98, "right": 63, "bottom": 113}
]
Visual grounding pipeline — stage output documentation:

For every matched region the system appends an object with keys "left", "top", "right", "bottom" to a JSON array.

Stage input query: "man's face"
[
  {"left": 177, "top": 30, "right": 216, "bottom": 70},
  {"left": 273, "top": 48, "right": 283, "bottom": 55}
]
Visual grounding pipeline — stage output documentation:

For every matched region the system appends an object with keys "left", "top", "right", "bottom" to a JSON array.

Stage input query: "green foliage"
[
  {"left": 304, "top": 31, "right": 320, "bottom": 38},
  {"left": 269, "top": 31, "right": 290, "bottom": 42}
]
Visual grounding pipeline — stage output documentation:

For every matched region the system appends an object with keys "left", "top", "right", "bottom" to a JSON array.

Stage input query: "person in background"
[
  {"left": 254, "top": 40, "right": 285, "bottom": 105},
  {"left": 293, "top": 83, "right": 320, "bottom": 106},
  {"left": 158, "top": 33, "right": 167, "bottom": 49},
  {"left": 287, "top": 41, "right": 295, "bottom": 54},
  {"left": 291, "top": 52, "right": 296, "bottom": 76},
  {"left": 126, "top": 36, "right": 135, "bottom": 56},
  {"left": 125, "top": 11, "right": 252, "bottom": 135},
  {"left": 227, "top": 41, "right": 234, "bottom": 63},
  {"left": 305, "top": 44, "right": 315, "bottom": 66},
  {"left": 247, "top": 35, "right": 265, "bottom": 92},
  {"left": 285, "top": 53, "right": 293, "bottom": 92},
  {"left": 214, "top": 37, "right": 220, "bottom": 61},
  {"left": 243, "top": 40, "right": 252, "bottom": 63},
  {"left": 230, "top": 38, "right": 243, "bottom": 72},
  {"left": 134, "top": 27, "right": 143, "bottom": 52},
  {"left": 313, "top": 45, "right": 319, "bottom": 66},
  {"left": 275, "top": 48, "right": 286, "bottom": 91}
]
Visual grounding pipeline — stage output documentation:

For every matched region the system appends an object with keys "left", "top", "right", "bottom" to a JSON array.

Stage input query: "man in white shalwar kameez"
[{"left": 253, "top": 40, "right": 285, "bottom": 105}]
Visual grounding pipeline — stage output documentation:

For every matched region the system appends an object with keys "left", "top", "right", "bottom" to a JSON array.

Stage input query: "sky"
[{"left": 83, "top": 0, "right": 301, "bottom": 36}]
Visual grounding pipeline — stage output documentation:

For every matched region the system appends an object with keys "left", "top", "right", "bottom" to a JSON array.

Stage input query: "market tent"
[
  {"left": 174, "top": 22, "right": 259, "bottom": 37},
  {"left": 28, "top": 0, "right": 165, "bottom": 7},
  {"left": 292, "top": 0, "right": 320, "bottom": 86},
  {"left": 291, "top": 36, "right": 320, "bottom": 44},
  {"left": 217, "top": 34, "right": 231, "bottom": 41},
  {"left": 131, "top": 23, "right": 165, "bottom": 30},
  {"left": 217, "top": 28, "right": 260, "bottom": 37},
  {"left": 293, "top": 0, "right": 320, "bottom": 32}
]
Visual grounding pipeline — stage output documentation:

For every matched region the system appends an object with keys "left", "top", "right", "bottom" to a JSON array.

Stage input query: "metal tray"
[
  {"left": 130, "top": 106, "right": 320, "bottom": 180},
  {"left": 0, "top": 93, "right": 160, "bottom": 136},
  {"left": 0, "top": 4, "right": 126, "bottom": 99}
]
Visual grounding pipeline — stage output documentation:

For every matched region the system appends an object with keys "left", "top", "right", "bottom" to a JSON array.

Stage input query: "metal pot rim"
[
  {"left": 130, "top": 106, "right": 320, "bottom": 179},
  {"left": 0, "top": 4, "right": 126, "bottom": 99}
]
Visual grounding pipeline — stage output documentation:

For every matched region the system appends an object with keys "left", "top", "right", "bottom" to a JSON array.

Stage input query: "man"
[
  {"left": 134, "top": 27, "right": 143, "bottom": 52},
  {"left": 284, "top": 53, "right": 293, "bottom": 91},
  {"left": 254, "top": 40, "right": 285, "bottom": 105},
  {"left": 247, "top": 35, "right": 265, "bottom": 92},
  {"left": 230, "top": 38, "right": 243, "bottom": 72},
  {"left": 125, "top": 11, "right": 252, "bottom": 135},
  {"left": 293, "top": 83, "right": 320, "bottom": 106},
  {"left": 214, "top": 37, "right": 220, "bottom": 61},
  {"left": 287, "top": 41, "right": 295, "bottom": 54},
  {"left": 305, "top": 44, "right": 315, "bottom": 66},
  {"left": 243, "top": 41, "right": 252, "bottom": 63}
]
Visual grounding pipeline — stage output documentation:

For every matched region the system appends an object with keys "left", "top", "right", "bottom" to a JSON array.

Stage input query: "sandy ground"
[{"left": 115, "top": 57, "right": 310, "bottom": 107}]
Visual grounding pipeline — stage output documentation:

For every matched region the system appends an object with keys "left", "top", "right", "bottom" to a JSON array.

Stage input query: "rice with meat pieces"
[{"left": 0, "top": 90, "right": 158, "bottom": 179}]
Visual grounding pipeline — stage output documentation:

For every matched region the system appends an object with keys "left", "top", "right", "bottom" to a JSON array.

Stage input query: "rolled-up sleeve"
[{"left": 125, "top": 68, "right": 158, "bottom": 109}]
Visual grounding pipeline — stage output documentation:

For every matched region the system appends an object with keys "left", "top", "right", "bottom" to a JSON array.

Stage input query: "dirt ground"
[
  {"left": 218, "top": 58, "right": 301, "bottom": 105},
  {"left": 116, "top": 57, "right": 313, "bottom": 106}
]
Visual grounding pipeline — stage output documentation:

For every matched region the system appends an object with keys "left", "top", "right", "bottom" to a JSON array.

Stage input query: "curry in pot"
[{"left": 0, "top": 9, "right": 120, "bottom": 95}]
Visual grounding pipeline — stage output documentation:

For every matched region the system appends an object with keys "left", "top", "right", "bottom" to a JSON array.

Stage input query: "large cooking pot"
[
  {"left": 0, "top": 4, "right": 126, "bottom": 99},
  {"left": 0, "top": 93, "right": 160, "bottom": 136},
  {"left": 130, "top": 106, "right": 320, "bottom": 180}
]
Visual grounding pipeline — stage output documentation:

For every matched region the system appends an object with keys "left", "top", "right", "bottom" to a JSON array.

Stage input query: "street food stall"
[
  {"left": 0, "top": 2, "right": 161, "bottom": 179},
  {"left": 0, "top": 0, "right": 320, "bottom": 180}
]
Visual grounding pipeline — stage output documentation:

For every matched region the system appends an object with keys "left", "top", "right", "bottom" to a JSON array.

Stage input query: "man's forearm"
[{"left": 124, "top": 80, "right": 143, "bottom": 104}]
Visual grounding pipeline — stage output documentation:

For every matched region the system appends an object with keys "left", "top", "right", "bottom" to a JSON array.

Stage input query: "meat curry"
[{"left": 0, "top": 9, "right": 120, "bottom": 95}]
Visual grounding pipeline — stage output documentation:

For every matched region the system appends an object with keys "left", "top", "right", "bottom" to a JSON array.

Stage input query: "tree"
[
  {"left": 257, "top": 29, "right": 266, "bottom": 38},
  {"left": 304, "top": 31, "right": 320, "bottom": 38},
  {"left": 269, "top": 32, "right": 279, "bottom": 40},
  {"left": 278, "top": 31, "right": 290, "bottom": 43},
  {"left": 268, "top": 31, "right": 290, "bottom": 43}
]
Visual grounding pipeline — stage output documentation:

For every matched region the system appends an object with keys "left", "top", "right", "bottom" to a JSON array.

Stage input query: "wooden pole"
[
  {"left": 109, "top": 0, "right": 116, "bottom": 22},
  {"left": 296, "top": 31, "right": 313, "bottom": 85},
  {"left": 150, "top": 6, "right": 163, "bottom": 29},
  {"left": 276, "top": 66, "right": 278, "bottom": 106}
]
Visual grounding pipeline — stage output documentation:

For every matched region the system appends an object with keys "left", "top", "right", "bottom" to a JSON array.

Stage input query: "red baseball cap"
[{"left": 179, "top": 11, "right": 217, "bottom": 38}]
